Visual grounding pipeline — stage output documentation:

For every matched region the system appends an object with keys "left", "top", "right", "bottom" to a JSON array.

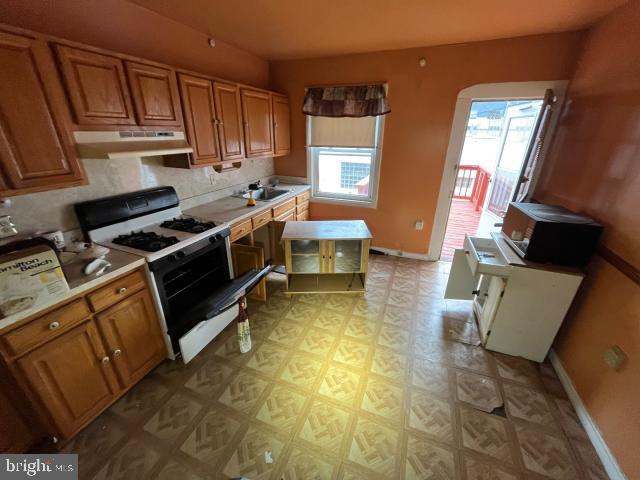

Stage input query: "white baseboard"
[
  {"left": 370, "top": 246, "right": 438, "bottom": 261},
  {"left": 548, "top": 349, "right": 627, "bottom": 480}
]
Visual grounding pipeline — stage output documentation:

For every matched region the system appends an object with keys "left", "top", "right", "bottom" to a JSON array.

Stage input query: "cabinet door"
[
  {"left": 478, "top": 276, "right": 505, "bottom": 342},
  {"left": 272, "top": 94, "right": 291, "bottom": 156},
  {"left": 241, "top": 89, "right": 274, "bottom": 157},
  {"left": 56, "top": 45, "right": 136, "bottom": 125},
  {"left": 0, "top": 32, "right": 85, "bottom": 194},
  {"left": 333, "top": 240, "right": 363, "bottom": 273},
  {"left": 214, "top": 82, "right": 245, "bottom": 160},
  {"left": 95, "top": 290, "right": 166, "bottom": 388},
  {"left": 444, "top": 249, "right": 478, "bottom": 300},
  {"left": 320, "top": 241, "right": 335, "bottom": 273},
  {"left": 178, "top": 74, "right": 220, "bottom": 166},
  {"left": 231, "top": 244, "right": 267, "bottom": 301},
  {"left": 289, "top": 240, "right": 322, "bottom": 273},
  {"left": 126, "top": 61, "right": 182, "bottom": 127},
  {"left": 18, "top": 321, "right": 120, "bottom": 439}
]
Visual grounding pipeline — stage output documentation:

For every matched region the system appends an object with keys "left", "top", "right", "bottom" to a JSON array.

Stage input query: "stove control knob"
[
  {"left": 210, "top": 234, "right": 222, "bottom": 243},
  {"left": 167, "top": 254, "right": 177, "bottom": 262},
  {"left": 176, "top": 250, "right": 186, "bottom": 259}
]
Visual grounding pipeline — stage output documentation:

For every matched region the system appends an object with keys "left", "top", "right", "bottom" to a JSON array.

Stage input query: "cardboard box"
[{"left": 0, "top": 244, "right": 69, "bottom": 319}]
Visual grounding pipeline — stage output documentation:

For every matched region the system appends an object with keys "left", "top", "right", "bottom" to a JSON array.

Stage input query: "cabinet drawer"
[
  {"left": 296, "top": 210, "right": 309, "bottom": 221},
  {"left": 463, "top": 235, "right": 511, "bottom": 277},
  {"left": 273, "top": 198, "right": 296, "bottom": 218},
  {"left": 251, "top": 209, "right": 273, "bottom": 230},
  {"left": 296, "top": 191, "right": 310, "bottom": 204},
  {"left": 275, "top": 208, "right": 296, "bottom": 222},
  {"left": 230, "top": 219, "right": 252, "bottom": 242},
  {"left": 87, "top": 270, "right": 146, "bottom": 312},
  {"left": 296, "top": 201, "right": 309, "bottom": 215},
  {"left": 1, "top": 299, "right": 90, "bottom": 357}
]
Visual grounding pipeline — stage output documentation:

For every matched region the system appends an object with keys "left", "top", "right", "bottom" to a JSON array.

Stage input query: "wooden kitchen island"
[{"left": 282, "top": 220, "right": 372, "bottom": 294}]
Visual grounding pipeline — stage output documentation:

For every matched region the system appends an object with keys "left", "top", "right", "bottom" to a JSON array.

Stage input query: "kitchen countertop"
[
  {"left": 184, "top": 184, "right": 310, "bottom": 225},
  {"left": 0, "top": 249, "right": 145, "bottom": 332}
]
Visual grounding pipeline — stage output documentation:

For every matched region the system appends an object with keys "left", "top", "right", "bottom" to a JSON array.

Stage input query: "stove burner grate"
[
  {"left": 113, "top": 231, "right": 179, "bottom": 252},
  {"left": 160, "top": 217, "right": 217, "bottom": 233}
]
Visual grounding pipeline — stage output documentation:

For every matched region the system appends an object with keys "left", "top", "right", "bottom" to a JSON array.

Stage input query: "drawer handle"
[
  {"left": 113, "top": 349, "right": 122, "bottom": 358},
  {"left": 117, "top": 287, "right": 127, "bottom": 294},
  {"left": 101, "top": 356, "right": 110, "bottom": 365},
  {"left": 48, "top": 321, "right": 60, "bottom": 330}
]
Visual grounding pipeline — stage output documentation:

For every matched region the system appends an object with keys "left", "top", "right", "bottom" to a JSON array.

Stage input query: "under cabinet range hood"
[{"left": 73, "top": 130, "right": 193, "bottom": 160}]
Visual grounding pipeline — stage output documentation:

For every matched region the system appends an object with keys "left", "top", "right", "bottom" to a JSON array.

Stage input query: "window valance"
[{"left": 303, "top": 84, "right": 390, "bottom": 117}]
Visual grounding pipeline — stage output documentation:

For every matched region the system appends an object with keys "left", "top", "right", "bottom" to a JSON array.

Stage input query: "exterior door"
[
  {"left": 18, "top": 322, "right": 120, "bottom": 438},
  {"left": 0, "top": 31, "right": 85, "bottom": 194},
  {"left": 241, "top": 89, "right": 274, "bottom": 157},
  {"left": 125, "top": 61, "right": 182, "bottom": 127},
  {"left": 95, "top": 290, "right": 166, "bottom": 388},
  {"left": 214, "top": 82, "right": 245, "bottom": 160},
  {"left": 231, "top": 244, "right": 267, "bottom": 301},
  {"left": 272, "top": 94, "right": 291, "bottom": 156},
  {"left": 178, "top": 74, "right": 221, "bottom": 166},
  {"left": 486, "top": 111, "right": 539, "bottom": 217},
  {"left": 55, "top": 45, "right": 136, "bottom": 125}
]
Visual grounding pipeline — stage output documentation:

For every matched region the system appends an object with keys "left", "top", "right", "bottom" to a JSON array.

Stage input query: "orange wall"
[
  {"left": 270, "top": 32, "right": 584, "bottom": 253},
  {"left": 535, "top": 1, "right": 640, "bottom": 476},
  {"left": 0, "top": 0, "right": 269, "bottom": 88}
]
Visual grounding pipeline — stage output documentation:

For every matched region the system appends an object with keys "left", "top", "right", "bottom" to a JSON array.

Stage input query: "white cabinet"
[{"left": 445, "top": 233, "right": 584, "bottom": 362}]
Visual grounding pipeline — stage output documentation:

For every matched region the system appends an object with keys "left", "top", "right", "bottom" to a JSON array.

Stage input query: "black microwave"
[{"left": 501, "top": 202, "right": 603, "bottom": 267}]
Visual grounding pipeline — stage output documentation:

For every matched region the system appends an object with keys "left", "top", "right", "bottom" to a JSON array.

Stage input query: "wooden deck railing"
[{"left": 454, "top": 165, "right": 491, "bottom": 211}]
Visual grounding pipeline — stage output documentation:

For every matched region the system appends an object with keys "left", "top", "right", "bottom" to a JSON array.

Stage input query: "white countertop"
[
  {"left": 184, "top": 184, "right": 310, "bottom": 225},
  {"left": 0, "top": 249, "right": 145, "bottom": 332}
]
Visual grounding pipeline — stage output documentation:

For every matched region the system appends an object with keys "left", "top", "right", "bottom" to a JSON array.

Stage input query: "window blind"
[{"left": 307, "top": 116, "right": 377, "bottom": 148}]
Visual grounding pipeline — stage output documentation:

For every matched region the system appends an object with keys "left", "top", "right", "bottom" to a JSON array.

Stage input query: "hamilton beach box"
[{"left": 0, "top": 240, "right": 69, "bottom": 319}]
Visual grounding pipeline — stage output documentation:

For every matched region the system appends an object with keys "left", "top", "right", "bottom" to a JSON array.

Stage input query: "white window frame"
[{"left": 306, "top": 115, "right": 384, "bottom": 208}]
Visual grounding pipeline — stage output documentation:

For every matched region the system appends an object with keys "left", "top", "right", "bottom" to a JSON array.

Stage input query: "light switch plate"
[{"left": 603, "top": 345, "right": 627, "bottom": 370}]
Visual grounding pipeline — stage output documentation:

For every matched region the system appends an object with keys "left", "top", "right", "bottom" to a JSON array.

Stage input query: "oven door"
[{"left": 178, "top": 266, "right": 271, "bottom": 363}]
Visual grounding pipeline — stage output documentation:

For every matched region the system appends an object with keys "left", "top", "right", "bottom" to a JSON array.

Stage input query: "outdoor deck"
[{"left": 441, "top": 198, "right": 482, "bottom": 259}]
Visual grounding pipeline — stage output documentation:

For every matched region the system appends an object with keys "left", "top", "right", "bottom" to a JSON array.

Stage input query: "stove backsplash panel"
[{"left": 1, "top": 156, "right": 274, "bottom": 242}]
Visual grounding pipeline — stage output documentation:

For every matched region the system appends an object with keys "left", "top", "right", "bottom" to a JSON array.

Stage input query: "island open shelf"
[{"left": 281, "top": 220, "right": 372, "bottom": 295}]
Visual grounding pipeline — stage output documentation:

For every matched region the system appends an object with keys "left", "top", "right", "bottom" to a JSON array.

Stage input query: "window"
[{"left": 307, "top": 115, "right": 384, "bottom": 205}]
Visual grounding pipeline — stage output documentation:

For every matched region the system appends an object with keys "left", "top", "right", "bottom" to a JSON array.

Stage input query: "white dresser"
[{"left": 445, "top": 232, "right": 584, "bottom": 362}]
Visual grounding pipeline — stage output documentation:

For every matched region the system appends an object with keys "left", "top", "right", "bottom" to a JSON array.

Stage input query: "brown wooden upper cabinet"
[
  {"left": 241, "top": 89, "right": 274, "bottom": 158},
  {"left": 0, "top": 31, "right": 85, "bottom": 196},
  {"left": 56, "top": 45, "right": 136, "bottom": 126},
  {"left": 125, "top": 61, "right": 182, "bottom": 127},
  {"left": 177, "top": 73, "right": 221, "bottom": 166},
  {"left": 272, "top": 94, "right": 291, "bottom": 156},
  {"left": 214, "top": 82, "right": 245, "bottom": 160},
  {"left": 56, "top": 46, "right": 182, "bottom": 129}
]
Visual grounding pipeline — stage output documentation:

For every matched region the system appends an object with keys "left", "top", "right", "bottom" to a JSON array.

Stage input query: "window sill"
[{"left": 310, "top": 195, "right": 378, "bottom": 209}]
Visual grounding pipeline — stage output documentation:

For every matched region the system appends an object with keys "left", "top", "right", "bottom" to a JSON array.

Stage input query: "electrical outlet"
[
  {"left": 0, "top": 215, "right": 18, "bottom": 238},
  {"left": 415, "top": 220, "right": 424, "bottom": 230},
  {"left": 603, "top": 345, "right": 627, "bottom": 370}
]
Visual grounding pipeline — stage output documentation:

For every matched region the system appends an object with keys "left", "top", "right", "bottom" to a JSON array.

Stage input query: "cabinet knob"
[
  {"left": 49, "top": 321, "right": 60, "bottom": 330},
  {"left": 101, "top": 356, "right": 110, "bottom": 365},
  {"left": 113, "top": 349, "right": 122, "bottom": 358},
  {"left": 117, "top": 287, "right": 127, "bottom": 294}
]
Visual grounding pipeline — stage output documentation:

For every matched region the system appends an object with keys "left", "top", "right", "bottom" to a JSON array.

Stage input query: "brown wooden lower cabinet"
[
  {"left": 95, "top": 290, "right": 166, "bottom": 388},
  {"left": 0, "top": 268, "right": 166, "bottom": 446},
  {"left": 17, "top": 321, "right": 121, "bottom": 439}
]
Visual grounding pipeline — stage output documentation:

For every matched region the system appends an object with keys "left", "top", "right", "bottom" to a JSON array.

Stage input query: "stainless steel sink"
[{"left": 236, "top": 188, "right": 290, "bottom": 202}]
